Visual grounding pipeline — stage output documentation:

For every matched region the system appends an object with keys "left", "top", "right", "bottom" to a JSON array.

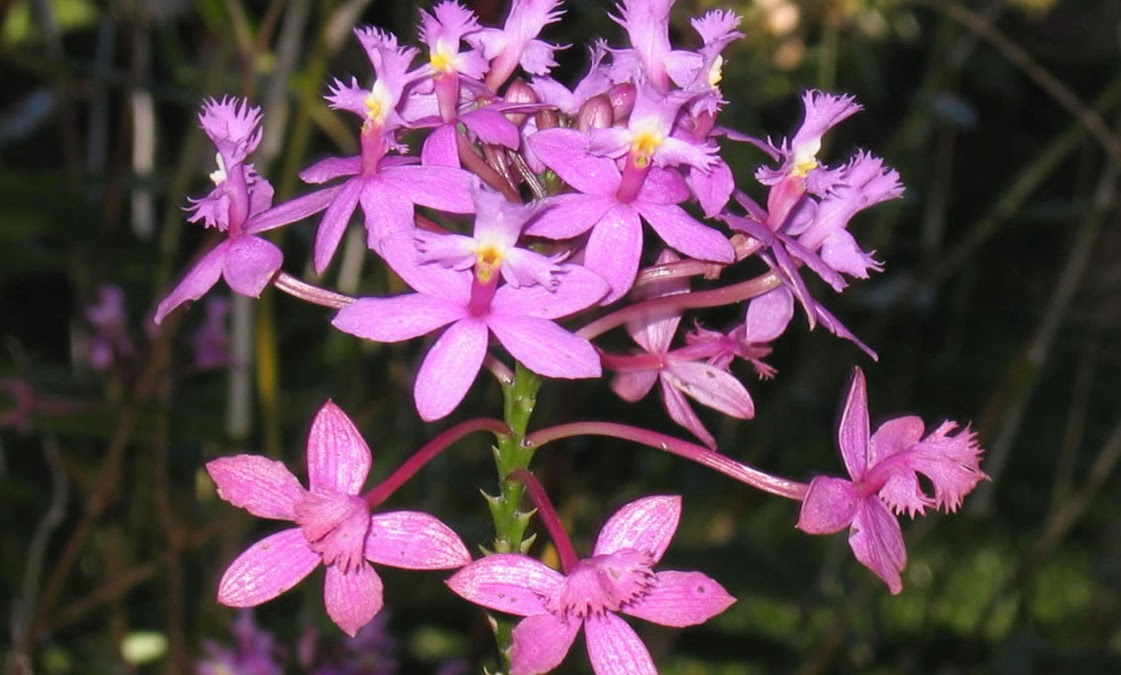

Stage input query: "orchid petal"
[
  {"left": 795, "top": 475, "right": 859, "bottom": 535},
  {"left": 299, "top": 156, "right": 361, "bottom": 184},
  {"left": 635, "top": 202, "right": 733, "bottom": 264},
  {"left": 585, "top": 204, "right": 643, "bottom": 303},
  {"left": 332, "top": 295, "right": 464, "bottom": 342},
  {"left": 306, "top": 400, "right": 372, "bottom": 496},
  {"left": 217, "top": 528, "right": 319, "bottom": 607},
  {"left": 660, "top": 381, "right": 716, "bottom": 449},
  {"left": 622, "top": 570, "right": 735, "bottom": 627},
  {"left": 422, "top": 123, "right": 460, "bottom": 167},
  {"left": 663, "top": 360, "right": 754, "bottom": 419},
  {"left": 593, "top": 495, "right": 680, "bottom": 562},
  {"left": 688, "top": 160, "right": 734, "bottom": 217},
  {"left": 511, "top": 612, "right": 582, "bottom": 675},
  {"left": 383, "top": 165, "right": 476, "bottom": 213},
  {"left": 378, "top": 234, "right": 473, "bottom": 300},
  {"left": 744, "top": 285, "right": 795, "bottom": 343},
  {"left": 488, "top": 315, "right": 601, "bottom": 379},
  {"left": 359, "top": 182, "right": 416, "bottom": 252},
  {"left": 223, "top": 235, "right": 283, "bottom": 298},
  {"left": 584, "top": 612, "right": 656, "bottom": 675},
  {"left": 610, "top": 370, "right": 659, "bottom": 402},
  {"left": 324, "top": 563, "right": 384, "bottom": 637},
  {"left": 838, "top": 368, "right": 871, "bottom": 480},
  {"left": 154, "top": 241, "right": 228, "bottom": 324},
  {"left": 492, "top": 265, "right": 608, "bottom": 318},
  {"left": 446, "top": 554, "right": 564, "bottom": 616},
  {"left": 313, "top": 178, "right": 363, "bottom": 274},
  {"left": 414, "top": 318, "right": 488, "bottom": 421},
  {"left": 529, "top": 128, "right": 619, "bottom": 195},
  {"left": 365, "top": 511, "right": 471, "bottom": 569},
  {"left": 849, "top": 497, "right": 906, "bottom": 595},
  {"left": 527, "top": 193, "right": 615, "bottom": 240},
  {"left": 246, "top": 185, "right": 341, "bottom": 234},
  {"left": 206, "top": 455, "right": 303, "bottom": 520}
]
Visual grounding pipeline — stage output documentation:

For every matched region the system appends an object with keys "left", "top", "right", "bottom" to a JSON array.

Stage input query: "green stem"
[
  {"left": 486, "top": 362, "right": 543, "bottom": 554},
  {"left": 484, "top": 361, "right": 542, "bottom": 672}
]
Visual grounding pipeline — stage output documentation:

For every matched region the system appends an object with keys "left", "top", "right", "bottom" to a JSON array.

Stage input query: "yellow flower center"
[
  {"left": 430, "top": 45, "right": 456, "bottom": 74},
  {"left": 791, "top": 158, "right": 818, "bottom": 177},
  {"left": 631, "top": 131, "right": 662, "bottom": 169},
  {"left": 475, "top": 245, "right": 503, "bottom": 283},
  {"left": 790, "top": 139, "right": 821, "bottom": 178},
  {"left": 364, "top": 82, "right": 391, "bottom": 125}
]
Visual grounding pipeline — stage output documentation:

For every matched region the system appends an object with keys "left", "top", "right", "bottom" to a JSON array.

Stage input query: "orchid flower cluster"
[{"left": 157, "top": 1, "right": 989, "bottom": 672}]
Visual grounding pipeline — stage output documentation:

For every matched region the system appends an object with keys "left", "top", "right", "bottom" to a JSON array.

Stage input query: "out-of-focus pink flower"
[
  {"left": 192, "top": 296, "right": 230, "bottom": 370},
  {"left": 85, "top": 284, "right": 133, "bottom": 370}
]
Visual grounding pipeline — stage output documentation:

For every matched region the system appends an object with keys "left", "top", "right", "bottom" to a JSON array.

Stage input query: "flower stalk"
[{"left": 487, "top": 362, "right": 544, "bottom": 553}]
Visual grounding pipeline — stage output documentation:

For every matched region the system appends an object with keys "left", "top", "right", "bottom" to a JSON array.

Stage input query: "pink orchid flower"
[
  {"left": 796, "top": 368, "right": 987, "bottom": 593},
  {"left": 447, "top": 495, "right": 735, "bottom": 674},
  {"left": 206, "top": 401, "right": 471, "bottom": 636}
]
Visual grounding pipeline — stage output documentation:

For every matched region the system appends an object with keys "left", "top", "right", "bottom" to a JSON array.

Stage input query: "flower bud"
[
  {"left": 535, "top": 107, "right": 560, "bottom": 131},
  {"left": 609, "top": 83, "right": 636, "bottom": 121},
  {"left": 576, "top": 94, "right": 614, "bottom": 132},
  {"left": 503, "top": 78, "right": 538, "bottom": 127}
]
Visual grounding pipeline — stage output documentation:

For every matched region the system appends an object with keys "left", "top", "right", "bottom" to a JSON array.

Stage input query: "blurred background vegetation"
[{"left": 2, "top": 0, "right": 1120, "bottom": 672}]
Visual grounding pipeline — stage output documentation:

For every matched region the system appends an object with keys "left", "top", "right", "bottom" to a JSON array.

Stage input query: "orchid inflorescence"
[{"left": 158, "top": 1, "right": 989, "bottom": 673}]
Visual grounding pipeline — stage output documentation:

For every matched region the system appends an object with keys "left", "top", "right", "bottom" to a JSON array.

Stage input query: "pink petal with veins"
[
  {"left": 365, "top": 511, "right": 471, "bottom": 569},
  {"left": 414, "top": 318, "right": 489, "bottom": 421},
  {"left": 445, "top": 553, "right": 563, "bottom": 616},
  {"left": 323, "top": 563, "right": 384, "bottom": 637},
  {"left": 593, "top": 495, "right": 680, "bottom": 561},
  {"left": 305, "top": 400, "right": 372, "bottom": 496},
  {"left": 584, "top": 612, "right": 656, "bottom": 675},
  {"left": 511, "top": 613, "right": 582, "bottom": 675},
  {"left": 218, "top": 528, "right": 319, "bottom": 607},
  {"left": 622, "top": 570, "right": 736, "bottom": 627},
  {"left": 488, "top": 315, "right": 601, "bottom": 379},
  {"left": 206, "top": 455, "right": 304, "bottom": 520},
  {"left": 332, "top": 295, "right": 465, "bottom": 343}
]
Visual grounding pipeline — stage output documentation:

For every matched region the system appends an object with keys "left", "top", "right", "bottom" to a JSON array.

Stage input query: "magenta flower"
[
  {"left": 192, "top": 296, "right": 231, "bottom": 370},
  {"left": 414, "top": 182, "right": 564, "bottom": 289},
  {"left": 608, "top": 0, "right": 676, "bottom": 91},
  {"left": 333, "top": 190, "right": 607, "bottom": 421},
  {"left": 206, "top": 401, "right": 471, "bottom": 636},
  {"left": 85, "top": 284, "right": 133, "bottom": 369},
  {"left": 796, "top": 368, "right": 987, "bottom": 593},
  {"left": 446, "top": 495, "right": 735, "bottom": 674},
  {"left": 302, "top": 28, "right": 476, "bottom": 272},
  {"left": 155, "top": 98, "right": 335, "bottom": 323},
  {"left": 468, "top": 0, "right": 566, "bottom": 90},
  {"left": 528, "top": 128, "right": 733, "bottom": 302},
  {"left": 155, "top": 99, "right": 281, "bottom": 324},
  {"left": 197, "top": 610, "right": 283, "bottom": 675},
  {"left": 756, "top": 90, "right": 863, "bottom": 191},
  {"left": 607, "top": 252, "right": 754, "bottom": 449}
]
